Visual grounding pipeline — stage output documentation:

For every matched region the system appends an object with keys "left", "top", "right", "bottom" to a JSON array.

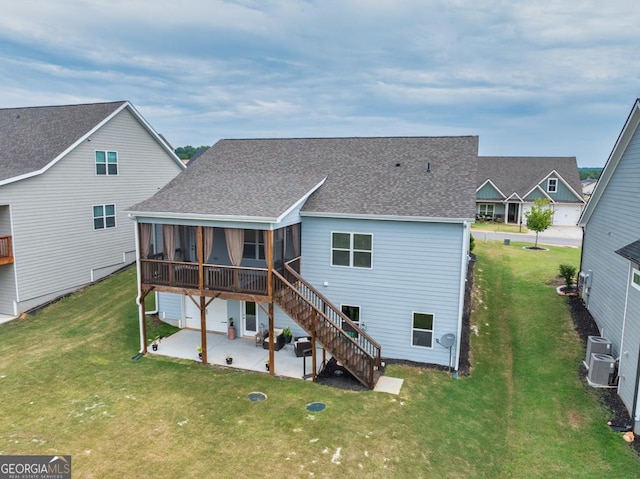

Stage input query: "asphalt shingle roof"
[
  {"left": 616, "top": 240, "right": 640, "bottom": 264},
  {"left": 129, "top": 136, "right": 479, "bottom": 220},
  {"left": 0, "top": 101, "right": 126, "bottom": 182},
  {"left": 477, "top": 156, "right": 583, "bottom": 200}
]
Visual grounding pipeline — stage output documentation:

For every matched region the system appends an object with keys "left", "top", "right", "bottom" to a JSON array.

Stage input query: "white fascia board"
[
  {"left": 0, "top": 102, "right": 184, "bottom": 187},
  {"left": 476, "top": 179, "right": 507, "bottom": 198},
  {"left": 275, "top": 177, "right": 326, "bottom": 223},
  {"left": 523, "top": 184, "right": 554, "bottom": 203},
  {"left": 126, "top": 211, "right": 279, "bottom": 228},
  {"left": 579, "top": 99, "right": 640, "bottom": 226},
  {"left": 504, "top": 192, "right": 524, "bottom": 202},
  {"left": 300, "top": 211, "right": 473, "bottom": 224},
  {"left": 124, "top": 102, "right": 186, "bottom": 169}
]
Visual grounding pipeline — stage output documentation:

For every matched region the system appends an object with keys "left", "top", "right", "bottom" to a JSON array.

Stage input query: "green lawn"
[{"left": 0, "top": 241, "right": 638, "bottom": 478}]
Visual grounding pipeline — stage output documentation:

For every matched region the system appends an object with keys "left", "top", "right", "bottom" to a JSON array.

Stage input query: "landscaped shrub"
[{"left": 559, "top": 263, "right": 577, "bottom": 290}]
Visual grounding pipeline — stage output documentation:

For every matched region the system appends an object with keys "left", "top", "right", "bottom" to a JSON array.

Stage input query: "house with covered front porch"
[
  {"left": 476, "top": 156, "right": 585, "bottom": 226},
  {"left": 127, "top": 137, "right": 478, "bottom": 389}
]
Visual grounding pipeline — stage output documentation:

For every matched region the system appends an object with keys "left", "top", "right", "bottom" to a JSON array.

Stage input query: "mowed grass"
[{"left": 1, "top": 242, "right": 639, "bottom": 478}]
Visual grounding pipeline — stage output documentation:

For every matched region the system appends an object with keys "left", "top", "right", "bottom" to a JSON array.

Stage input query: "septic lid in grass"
[
  {"left": 306, "top": 402, "right": 326, "bottom": 412},
  {"left": 247, "top": 392, "right": 267, "bottom": 402}
]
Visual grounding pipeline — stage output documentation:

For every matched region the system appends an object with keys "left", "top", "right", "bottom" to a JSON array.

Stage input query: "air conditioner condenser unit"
[
  {"left": 584, "top": 336, "right": 612, "bottom": 367},
  {"left": 587, "top": 353, "right": 616, "bottom": 387}
]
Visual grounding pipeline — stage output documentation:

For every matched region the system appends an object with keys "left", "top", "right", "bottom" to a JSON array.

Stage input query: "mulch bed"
[{"left": 566, "top": 295, "right": 640, "bottom": 454}]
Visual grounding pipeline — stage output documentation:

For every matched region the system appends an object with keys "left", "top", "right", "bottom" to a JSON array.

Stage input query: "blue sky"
[{"left": 1, "top": 0, "right": 639, "bottom": 166}]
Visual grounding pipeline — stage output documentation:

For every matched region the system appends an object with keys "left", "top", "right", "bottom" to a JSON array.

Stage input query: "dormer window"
[{"left": 547, "top": 178, "right": 558, "bottom": 193}]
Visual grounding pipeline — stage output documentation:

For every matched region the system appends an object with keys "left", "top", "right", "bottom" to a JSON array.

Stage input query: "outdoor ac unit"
[
  {"left": 587, "top": 353, "right": 616, "bottom": 386},
  {"left": 585, "top": 336, "right": 612, "bottom": 366}
]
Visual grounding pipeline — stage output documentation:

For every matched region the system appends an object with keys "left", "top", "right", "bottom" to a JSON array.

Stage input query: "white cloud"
[{"left": 0, "top": 0, "right": 639, "bottom": 165}]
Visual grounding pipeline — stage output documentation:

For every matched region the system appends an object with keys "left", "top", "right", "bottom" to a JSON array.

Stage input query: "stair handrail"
[
  {"left": 282, "top": 263, "right": 382, "bottom": 356},
  {"left": 273, "top": 271, "right": 379, "bottom": 388}
]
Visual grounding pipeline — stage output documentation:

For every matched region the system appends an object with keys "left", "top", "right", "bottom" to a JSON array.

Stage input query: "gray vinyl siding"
[
  {"left": 300, "top": 216, "right": 465, "bottom": 366},
  {"left": 620, "top": 271, "right": 640, "bottom": 417},
  {"left": 158, "top": 292, "right": 184, "bottom": 322},
  {"left": 581, "top": 122, "right": 640, "bottom": 414},
  {"left": 0, "top": 108, "right": 183, "bottom": 313},
  {"left": 0, "top": 205, "right": 15, "bottom": 314}
]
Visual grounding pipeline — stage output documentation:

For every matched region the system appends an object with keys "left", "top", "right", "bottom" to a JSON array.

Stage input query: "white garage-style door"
[
  {"left": 184, "top": 296, "right": 228, "bottom": 333},
  {"left": 552, "top": 204, "right": 584, "bottom": 226}
]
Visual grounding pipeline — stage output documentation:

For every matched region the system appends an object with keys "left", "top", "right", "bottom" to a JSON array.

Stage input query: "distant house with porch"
[
  {"left": 579, "top": 98, "right": 640, "bottom": 433},
  {"left": 476, "top": 156, "right": 585, "bottom": 226},
  {"left": 127, "top": 136, "right": 478, "bottom": 389},
  {"left": 0, "top": 101, "right": 185, "bottom": 318}
]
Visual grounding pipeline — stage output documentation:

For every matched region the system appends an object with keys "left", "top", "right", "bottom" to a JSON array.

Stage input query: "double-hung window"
[
  {"left": 93, "top": 204, "right": 116, "bottom": 230},
  {"left": 341, "top": 304, "right": 361, "bottom": 338},
  {"left": 96, "top": 151, "right": 118, "bottom": 175},
  {"left": 243, "top": 230, "right": 265, "bottom": 260},
  {"left": 331, "top": 232, "right": 372, "bottom": 268},
  {"left": 547, "top": 178, "right": 558, "bottom": 193},
  {"left": 412, "top": 312, "right": 434, "bottom": 348},
  {"left": 478, "top": 204, "right": 494, "bottom": 217}
]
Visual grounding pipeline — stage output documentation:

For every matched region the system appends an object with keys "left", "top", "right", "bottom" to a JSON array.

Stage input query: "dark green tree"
[{"left": 525, "top": 198, "right": 554, "bottom": 248}]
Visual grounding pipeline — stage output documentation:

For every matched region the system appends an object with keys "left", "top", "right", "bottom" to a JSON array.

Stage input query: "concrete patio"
[{"left": 148, "top": 329, "right": 327, "bottom": 381}]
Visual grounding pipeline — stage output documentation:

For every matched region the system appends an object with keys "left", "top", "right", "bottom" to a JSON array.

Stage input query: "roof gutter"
[{"left": 300, "top": 211, "right": 474, "bottom": 224}]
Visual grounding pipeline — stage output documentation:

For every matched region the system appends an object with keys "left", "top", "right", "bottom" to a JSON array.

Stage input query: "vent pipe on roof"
[{"left": 427, "top": 162, "right": 431, "bottom": 173}]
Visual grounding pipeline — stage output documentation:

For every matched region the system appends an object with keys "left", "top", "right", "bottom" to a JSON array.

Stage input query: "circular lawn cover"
[
  {"left": 306, "top": 402, "right": 327, "bottom": 413},
  {"left": 247, "top": 392, "right": 267, "bottom": 402}
]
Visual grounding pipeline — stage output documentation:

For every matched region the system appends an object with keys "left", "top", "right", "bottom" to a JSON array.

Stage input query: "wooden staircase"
[{"left": 273, "top": 264, "right": 382, "bottom": 389}]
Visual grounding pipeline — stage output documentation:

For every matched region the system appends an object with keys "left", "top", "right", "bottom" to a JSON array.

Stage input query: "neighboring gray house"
[
  {"left": 0, "top": 101, "right": 185, "bottom": 319},
  {"left": 127, "top": 136, "right": 478, "bottom": 388},
  {"left": 579, "top": 98, "right": 640, "bottom": 433},
  {"left": 476, "top": 156, "right": 585, "bottom": 226}
]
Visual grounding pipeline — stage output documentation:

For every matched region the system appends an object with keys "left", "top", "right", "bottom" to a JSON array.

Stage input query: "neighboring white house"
[
  {"left": 579, "top": 98, "right": 640, "bottom": 433},
  {"left": 0, "top": 101, "right": 185, "bottom": 318},
  {"left": 127, "top": 136, "right": 478, "bottom": 388},
  {"left": 476, "top": 156, "right": 585, "bottom": 226}
]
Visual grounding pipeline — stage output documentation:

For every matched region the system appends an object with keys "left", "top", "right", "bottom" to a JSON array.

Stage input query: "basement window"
[{"left": 412, "top": 312, "right": 434, "bottom": 348}]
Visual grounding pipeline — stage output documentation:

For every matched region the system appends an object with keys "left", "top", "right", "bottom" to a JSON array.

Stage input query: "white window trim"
[
  {"left": 547, "top": 178, "right": 558, "bottom": 193},
  {"left": 330, "top": 232, "right": 373, "bottom": 269},
  {"left": 340, "top": 304, "right": 361, "bottom": 324},
  {"left": 411, "top": 311, "right": 434, "bottom": 349},
  {"left": 95, "top": 150, "right": 119, "bottom": 176},
  {"left": 243, "top": 229, "right": 265, "bottom": 260},
  {"left": 632, "top": 268, "right": 640, "bottom": 292},
  {"left": 478, "top": 203, "right": 495, "bottom": 216},
  {"left": 93, "top": 203, "right": 116, "bottom": 230}
]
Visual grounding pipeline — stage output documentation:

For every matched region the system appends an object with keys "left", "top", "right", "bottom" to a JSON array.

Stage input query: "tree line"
[{"left": 174, "top": 145, "right": 210, "bottom": 161}]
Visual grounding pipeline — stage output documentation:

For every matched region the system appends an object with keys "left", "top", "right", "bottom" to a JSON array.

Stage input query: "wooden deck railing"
[
  {"left": 0, "top": 236, "right": 13, "bottom": 264},
  {"left": 140, "top": 259, "right": 268, "bottom": 295},
  {"left": 274, "top": 264, "right": 382, "bottom": 389}
]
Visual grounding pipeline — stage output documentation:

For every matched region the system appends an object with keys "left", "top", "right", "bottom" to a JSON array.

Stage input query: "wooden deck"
[{"left": 0, "top": 236, "right": 13, "bottom": 265}]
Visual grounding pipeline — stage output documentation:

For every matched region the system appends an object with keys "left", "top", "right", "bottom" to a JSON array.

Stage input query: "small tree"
[
  {"left": 524, "top": 198, "right": 554, "bottom": 248},
  {"left": 558, "top": 264, "right": 577, "bottom": 290}
]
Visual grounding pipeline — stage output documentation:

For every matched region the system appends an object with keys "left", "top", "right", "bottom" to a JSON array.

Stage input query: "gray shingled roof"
[
  {"left": 616, "top": 240, "right": 640, "bottom": 264},
  {"left": 0, "top": 101, "right": 126, "bottom": 182},
  {"left": 129, "top": 136, "right": 479, "bottom": 220},
  {"left": 477, "top": 156, "right": 583, "bottom": 201}
]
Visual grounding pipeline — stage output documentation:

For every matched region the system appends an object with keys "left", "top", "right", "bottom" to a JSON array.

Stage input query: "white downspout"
[
  {"left": 132, "top": 218, "right": 145, "bottom": 353},
  {"left": 619, "top": 263, "right": 632, "bottom": 394},
  {"left": 454, "top": 220, "right": 469, "bottom": 375}
]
